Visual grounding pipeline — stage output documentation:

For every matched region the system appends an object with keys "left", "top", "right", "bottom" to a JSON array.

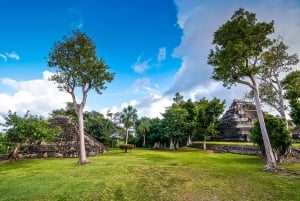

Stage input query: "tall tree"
[
  {"left": 246, "top": 37, "right": 299, "bottom": 120},
  {"left": 1, "top": 111, "right": 61, "bottom": 160},
  {"left": 120, "top": 105, "right": 138, "bottom": 144},
  {"left": 48, "top": 30, "right": 115, "bottom": 164},
  {"left": 208, "top": 8, "right": 277, "bottom": 169},
  {"left": 136, "top": 117, "right": 151, "bottom": 147},
  {"left": 195, "top": 98, "right": 225, "bottom": 150}
]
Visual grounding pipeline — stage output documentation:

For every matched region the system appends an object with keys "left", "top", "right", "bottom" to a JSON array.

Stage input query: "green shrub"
[
  {"left": 119, "top": 144, "right": 134, "bottom": 152},
  {"left": 250, "top": 114, "right": 292, "bottom": 162}
]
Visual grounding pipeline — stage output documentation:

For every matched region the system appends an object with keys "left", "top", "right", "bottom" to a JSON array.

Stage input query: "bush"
[
  {"left": 250, "top": 114, "right": 292, "bottom": 162},
  {"left": 119, "top": 144, "right": 134, "bottom": 153}
]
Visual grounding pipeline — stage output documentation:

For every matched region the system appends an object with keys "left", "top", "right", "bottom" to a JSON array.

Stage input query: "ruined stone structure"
[
  {"left": 25, "top": 116, "right": 106, "bottom": 158},
  {"left": 216, "top": 99, "right": 258, "bottom": 141}
]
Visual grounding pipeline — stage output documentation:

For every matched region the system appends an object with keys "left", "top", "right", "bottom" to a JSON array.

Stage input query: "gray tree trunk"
[
  {"left": 253, "top": 87, "right": 276, "bottom": 169},
  {"left": 203, "top": 136, "right": 207, "bottom": 151},
  {"left": 169, "top": 138, "right": 174, "bottom": 151},
  {"left": 78, "top": 108, "right": 88, "bottom": 164},
  {"left": 186, "top": 135, "right": 192, "bottom": 146},
  {"left": 125, "top": 129, "right": 129, "bottom": 144}
]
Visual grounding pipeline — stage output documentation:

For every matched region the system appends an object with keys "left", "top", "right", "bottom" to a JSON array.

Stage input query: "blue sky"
[{"left": 1, "top": 0, "right": 300, "bottom": 120}]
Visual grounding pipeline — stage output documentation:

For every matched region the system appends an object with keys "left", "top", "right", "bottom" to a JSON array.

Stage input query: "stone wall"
[
  {"left": 190, "top": 143, "right": 261, "bottom": 155},
  {"left": 23, "top": 116, "right": 106, "bottom": 158},
  {"left": 190, "top": 143, "right": 300, "bottom": 157}
]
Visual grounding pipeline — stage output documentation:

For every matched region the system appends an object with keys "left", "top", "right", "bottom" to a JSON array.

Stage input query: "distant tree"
[
  {"left": 163, "top": 105, "right": 188, "bottom": 150},
  {"left": 246, "top": 37, "right": 299, "bottom": 120},
  {"left": 181, "top": 99, "right": 197, "bottom": 146},
  {"left": 1, "top": 111, "right": 61, "bottom": 160},
  {"left": 282, "top": 70, "right": 300, "bottom": 126},
  {"left": 84, "top": 111, "right": 109, "bottom": 144},
  {"left": 48, "top": 30, "right": 115, "bottom": 164},
  {"left": 195, "top": 98, "right": 225, "bottom": 150},
  {"left": 50, "top": 102, "right": 78, "bottom": 120},
  {"left": 173, "top": 92, "right": 184, "bottom": 105},
  {"left": 148, "top": 118, "right": 166, "bottom": 149},
  {"left": 208, "top": 8, "right": 277, "bottom": 170},
  {"left": 120, "top": 105, "right": 138, "bottom": 145},
  {"left": 136, "top": 117, "right": 151, "bottom": 147},
  {"left": 250, "top": 115, "right": 292, "bottom": 162}
]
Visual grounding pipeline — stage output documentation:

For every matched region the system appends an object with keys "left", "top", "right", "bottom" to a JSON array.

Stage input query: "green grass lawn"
[{"left": 0, "top": 148, "right": 299, "bottom": 201}]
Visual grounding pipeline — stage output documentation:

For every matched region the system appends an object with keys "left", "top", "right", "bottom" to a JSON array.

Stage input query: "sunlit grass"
[{"left": 0, "top": 148, "right": 299, "bottom": 201}]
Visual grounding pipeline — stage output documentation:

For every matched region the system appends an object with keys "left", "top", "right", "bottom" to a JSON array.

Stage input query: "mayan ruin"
[{"left": 217, "top": 99, "right": 258, "bottom": 141}]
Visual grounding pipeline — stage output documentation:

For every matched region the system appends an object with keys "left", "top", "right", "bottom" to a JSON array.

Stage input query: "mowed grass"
[{"left": 0, "top": 148, "right": 300, "bottom": 201}]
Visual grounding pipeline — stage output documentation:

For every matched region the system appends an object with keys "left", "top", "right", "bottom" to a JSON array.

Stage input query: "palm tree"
[
  {"left": 120, "top": 105, "right": 138, "bottom": 144},
  {"left": 137, "top": 117, "right": 150, "bottom": 147}
]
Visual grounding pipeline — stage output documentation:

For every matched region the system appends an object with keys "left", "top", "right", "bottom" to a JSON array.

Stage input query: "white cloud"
[
  {"left": 0, "top": 51, "right": 20, "bottom": 62},
  {"left": 0, "top": 54, "right": 7, "bottom": 62},
  {"left": 157, "top": 47, "right": 166, "bottom": 62},
  {"left": 132, "top": 55, "right": 151, "bottom": 73},
  {"left": 170, "top": 0, "right": 300, "bottom": 109},
  {"left": 0, "top": 71, "right": 71, "bottom": 117},
  {"left": 5, "top": 52, "right": 20, "bottom": 60},
  {"left": 131, "top": 77, "right": 151, "bottom": 92}
]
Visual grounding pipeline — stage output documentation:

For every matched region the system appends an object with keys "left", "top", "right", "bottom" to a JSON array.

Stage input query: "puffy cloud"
[{"left": 0, "top": 71, "right": 71, "bottom": 117}]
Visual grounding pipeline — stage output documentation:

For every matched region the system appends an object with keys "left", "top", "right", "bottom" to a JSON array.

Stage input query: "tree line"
[{"left": 0, "top": 8, "right": 300, "bottom": 170}]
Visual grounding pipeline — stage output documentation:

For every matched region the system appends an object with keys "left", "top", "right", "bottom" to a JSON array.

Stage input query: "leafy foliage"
[
  {"left": 250, "top": 114, "right": 292, "bottom": 161},
  {"left": 283, "top": 70, "right": 300, "bottom": 126},
  {"left": 136, "top": 117, "right": 151, "bottom": 147},
  {"left": 195, "top": 98, "right": 225, "bottom": 149},
  {"left": 208, "top": 8, "right": 274, "bottom": 88},
  {"left": 120, "top": 105, "right": 138, "bottom": 144},
  {"left": 1, "top": 111, "right": 61, "bottom": 159},
  {"left": 50, "top": 102, "right": 78, "bottom": 120},
  {"left": 163, "top": 103, "right": 189, "bottom": 150},
  {"left": 246, "top": 37, "right": 298, "bottom": 118},
  {"left": 2, "top": 111, "right": 60, "bottom": 145},
  {"left": 48, "top": 30, "right": 115, "bottom": 96}
]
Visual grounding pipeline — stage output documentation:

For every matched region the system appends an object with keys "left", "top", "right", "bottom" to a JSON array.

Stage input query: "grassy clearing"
[{"left": 0, "top": 148, "right": 299, "bottom": 201}]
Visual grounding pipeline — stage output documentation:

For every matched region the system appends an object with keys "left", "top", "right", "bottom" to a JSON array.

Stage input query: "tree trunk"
[
  {"left": 9, "top": 143, "right": 21, "bottom": 160},
  {"left": 186, "top": 135, "right": 192, "bottom": 146},
  {"left": 253, "top": 87, "right": 276, "bottom": 169},
  {"left": 169, "top": 138, "right": 174, "bottom": 151},
  {"left": 125, "top": 129, "right": 129, "bottom": 144},
  {"left": 143, "top": 135, "right": 146, "bottom": 147},
  {"left": 153, "top": 141, "right": 159, "bottom": 149},
  {"left": 276, "top": 77, "right": 289, "bottom": 130},
  {"left": 78, "top": 109, "right": 88, "bottom": 165},
  {"left": 203, "top": 136, "right": 207, "bottom": 151}
]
